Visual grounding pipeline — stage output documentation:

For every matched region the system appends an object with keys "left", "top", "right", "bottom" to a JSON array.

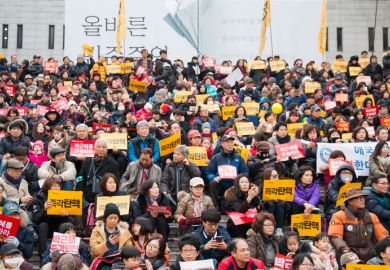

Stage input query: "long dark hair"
[
  {"left": 371, "top": 141, "right": 388, "bottom": 159},
  {"left": 233, "top": 174, "right": 251, "bottom": 198}
]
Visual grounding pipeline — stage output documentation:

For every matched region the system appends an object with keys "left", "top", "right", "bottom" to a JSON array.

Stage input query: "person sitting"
[
  {"left": 218, "top": 238, "right": 265, "bottom": 270},
  {"left": 308, "top": 233, "right": 338, "bottom": 270},
  {"left": 41, "top": 253, "right": 89, "bottom": 270},
  {"left": 128, "top": 121, "right": 160, "bottom": 163},
  {"left": 291, "top": 253, "right": 315, "bottom": 270},
  {"left": 0, "top": 119, "right": 30, "bottom": 161},
  {"left": 191, "top": 208, "right": 231, "bottom": 263},
  {"left": 366, "top": 175, "right": 390, "bottom": 231},
  {"left": 367, "top": 238, "right": 390, "bottom": 265},
  {"left": 120, "top": 246, "right": 142, "bottom": 270},
  {"left": 130, "top": 217, "right": 154, "bottom": 255},
  {"left": 368, "top": 141, "right": 390, "bottom": 185},
  {"left": 12, "top": 146, "right": 39, "bottom": 196},
  {"left": 328, "top": 188, "right": 389, "bottom": 262},
  {"left": 0, "top": 243, "right": 34, "bottom": 270},
  {"left": 142, "top": 235, "right": 169, "bottom": 270}
]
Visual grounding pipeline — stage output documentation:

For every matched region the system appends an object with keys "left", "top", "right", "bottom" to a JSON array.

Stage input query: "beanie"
[{"left": 103, "top": 203, "right": 120, "bottom": 220}]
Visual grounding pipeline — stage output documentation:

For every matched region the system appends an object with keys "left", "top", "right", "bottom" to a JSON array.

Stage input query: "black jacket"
[
  {"left": 160, "top": 162, "right": 201, "bottom": 195},
  {"left": 0, "top": 134, "right": 30, "bottom": 159},
  {"left": 131, "top": 192, "right": 175, "bottom": 223}
]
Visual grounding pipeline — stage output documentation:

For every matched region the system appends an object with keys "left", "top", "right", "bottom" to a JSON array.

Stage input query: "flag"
[
  {"left": 258, "top": 0, "right": 271, "bottom": 55},
  {"left": 115, "top": 0, "right": 126, "bottom": 53},
  {"left": 317, "top": 0, "right": 327, "bottom": 56}
]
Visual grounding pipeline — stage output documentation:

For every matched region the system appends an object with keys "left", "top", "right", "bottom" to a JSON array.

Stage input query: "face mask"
[
  {"left": 259, "top": 152, "right": 270, "bottom": 159},
  {"left": 92, "top": 107, "right": 99, "bottom": 112},
  {"left": 330, "top": 137, "right": 339, "bottom": 143},
  {"left": 340, "top": 174, "right": 352, "bottom": 183},
  {"left": 207, "top": 101, "right": 213, "bottom": 105},
  {"left": 5, "top": 256, "right": 23, "bottom": 268},
  {"left": 118, "top": 105, "right": 125, "bottom": 111}
]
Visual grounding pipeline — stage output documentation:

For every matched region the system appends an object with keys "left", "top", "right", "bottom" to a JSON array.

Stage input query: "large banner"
[
  {"left": 316, "top": 142, "right": 377, "bottom": 176},
  {"left": 65, "top": 0, "right": 322, "bottom": 64}
]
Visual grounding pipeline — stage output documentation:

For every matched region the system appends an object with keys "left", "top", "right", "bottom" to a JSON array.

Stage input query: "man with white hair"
[
  {"left": 128, "top": 120, "right": 160, "bottom": 163},
  {"left": 78, "top": 139, "right": 120, "bottom": 203},
  {"left": 66, "top": 123, "right": 92, "bottom": 174}
]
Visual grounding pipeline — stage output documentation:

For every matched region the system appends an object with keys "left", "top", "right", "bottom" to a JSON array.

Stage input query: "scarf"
[
  {"left": 192, "top": 195, "right": 203, "bottom": 217},
  {"left": 3, "top": 172, "right": 23, "bottom": 190},
  {"left": 148, "top": 194, "right": 159, "bottom": 206},
  {"left": 138, "top": 169, "right": 149, "bottom": 192},
  {"left": 276, "top": 135, "right": 290, "bottom": 144}
]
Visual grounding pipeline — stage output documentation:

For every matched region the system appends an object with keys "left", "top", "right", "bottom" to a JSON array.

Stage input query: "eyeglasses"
[
  {"left": 263, "top": 223, "right": 275, "bottom": 227},
  {"left": 301, "top": 263, "right": 314, "bottom": 268},
  {"left": 147, "top": 245, "right": 159, "bottom": 250},
  {"left": 378, "top": 182, "right": 389, "bottom": 186},
  {"left": 182, "top": 249, "right": 197, "bottom": 254}
]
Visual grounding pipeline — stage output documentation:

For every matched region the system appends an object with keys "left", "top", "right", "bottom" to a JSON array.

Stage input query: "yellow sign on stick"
[
  {"left": 47, "top": 190, "right": 83, "bottom": 216},
  {"left": 159, "top": 132, "right": 181, "bottom": 157}
]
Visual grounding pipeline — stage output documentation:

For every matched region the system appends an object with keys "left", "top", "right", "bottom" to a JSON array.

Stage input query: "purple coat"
[{"left": 293, "top": 180, "right": 320, "bottom": 206}]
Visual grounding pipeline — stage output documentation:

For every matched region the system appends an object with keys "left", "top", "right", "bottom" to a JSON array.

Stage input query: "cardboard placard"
[
  {"left": 202, "top": 104, "right": 220, "bottom": 113},
  {"left": 366, "top": 126, "right": 375, "bottom": 137},
  {"left": 217, "top": 165, "right": 237, "bottom": 179},
  {"left": 275, "top": 141, "right": 305, "bottom": 161},
  {"left": 336, "top": 122, "right": 350, "bottom": 132},
  {"left": 44, "top": 61, "right": 58, "bottom": 73},
  {"left": 234, "top": 146, "right": 250, "bottom": 162},
  {"left": 363, "top": 106, "right": 378, "bottom": 118},
  {"left": 270, "top": 60, "right": 286, "bottom": 72},
  {"left": 291, "top": 213, "right": 321, "bottom": 237},
  {"left": 50, "top": 232, "right": 81, "bottom": 255},
  {"left": 179, "top": 259, "right": 215, "bottom": 270},
  {"left": 47, "top": 190, "right": 83, "bottom": 216},
  {"left": 380, "top": 117, "right": 390, "bottom": 127},
  {"left": 346, "top": 265, "right": 384, "bottom": 270},
  {"left": 58, "top": 86, "right": 70, "bottom": 96},
  {"left": 121, "top": 63, "right": 134, "bottom": 74},
  {"left": 287, "top": 123, "right": 305, "bottom": 137},
  {"left": 324, "top": 101, "right": 337, "bottom": 111},
  {"left": 226, "top": 209, "right": 257, "bottom": 225},
  {"left": 82, "top": 43, "right": 94, "bottom": 56},
  {"left": 187, "top": 146, "right": 208, "bottom": 166},
  {"left": 349, "top": 66, "right": 363, "bottom": 77},
  {"left": 235, "top": 122, "right": 255, "bottom": 136},
  {"left": 159, "top": 132, "right": 181, "bottom": 157},
  {"left": 64, "top": 81, "right": 73, "bottom": 90},
  {"left": 262, "top": 179, "right": 295, "bottom": 202},
  {"left": 96, "top": 195, "right": 131, "bottom": 217},
  {"left": 215, "top": 65, "right": 233, "bottom": 75},
  {"left": 129, "top": 79, "right": 148, "bottom": 93},
  {"left": 336, "top": 183, "right": 363, "bottom": 207},
  {"left": 99, "top": 133, "right": 128, "bottom": 150},
  {"left": 69, "top": 140, "right": 95, "bottom": 157},
  {"left": 225, "top": 68, "right": 244, "bottom": 86},
  {"left": 242, "top": 102, "right": 260, "bottom": 116},
  {"left": 92, "top": 123, "right": 112, "bottom": 132},
  {"left": 304, "top": 81, "right": 321, "bottom": 94},
  {"left": 15, "top": 107, "right": 27, "bottom": 117},
  {"left": 341, "top": 133, "right": 353, "bottom": 140},
  {"left": 355, "top": 94, "right": 375, "bottom": 108},
  {"left": 202, "top": 57, "right": 215, "bottom": 68},
  {"left": 178, "top": 216, "right": 203, "bottom": 227},
  {"left": 332, "top": 60, "right": 348, "bottom": 72},
  {"left": 221, "top": 106, "right": 237, "bottom": 120},
  {"left": 358, "top": 57, "right": 370, "bottom": 69},
  {"left": 335, "top": 93, "right": 349, "bottom": 103},
  {"left": 0, "top": 214, "right": 21, "bottom": 240},
  {"left": 274, "top": 254, "right": 293, "bottom": 270},
  {"left": 251, "top": 60, "right": 266, "bottom": 70},
  {"left": 36, "top": 105, "right": 49, "bottom": 116},
  {"left": 174, "top": 91, "right": 193, "bottom": 103},
  {"left": 0, "top": 83, "right": 16, "bottom": 96}
]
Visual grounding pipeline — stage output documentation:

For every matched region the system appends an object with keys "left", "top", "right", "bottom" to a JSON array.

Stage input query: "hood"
[
  {"left": 334, "top": 164, "right": 358, "bottom": 183},
  {"left": 349, "top": 55, "right": 359, "bottom": 63},
  {"left": 260, "top": 96, "right": 270, "bottom": 105},
  {"left": 309, "top": 242, "right": 331, "bottom": 255},
  {"left": 6, "top": 118, "right": 29, "bottom": 135},
  {"left": 31, "top": 140, "right": 45, "bottom": 152}
]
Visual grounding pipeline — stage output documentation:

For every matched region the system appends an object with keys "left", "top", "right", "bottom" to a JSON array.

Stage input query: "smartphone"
[
  {"left": 112, "top": 230, "right": 120, "bottom": 237},
  {"left": 215, "top": 236, "right": 223, "bottom": 243}
]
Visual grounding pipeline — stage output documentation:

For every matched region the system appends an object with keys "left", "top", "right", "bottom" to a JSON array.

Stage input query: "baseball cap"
[
  {"left": 190, "top": 177, "right": 205, "bottom": 187},
  {"left": 221, "top": 135, "right": 235, "bottom": 142},
  {"left": 2, "top": 202, "right": 21, "bottom": 216},
  {"left": 340, "top": 252, "right": 364, "bottom": 266}
]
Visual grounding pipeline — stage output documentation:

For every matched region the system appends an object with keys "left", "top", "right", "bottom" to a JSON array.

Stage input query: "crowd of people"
[{"left": 0, "top": 47, "right": 389, "bottom": 270}]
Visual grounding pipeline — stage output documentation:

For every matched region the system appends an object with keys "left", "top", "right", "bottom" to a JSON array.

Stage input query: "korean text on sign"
[
  {"left": 262, "top": 179, "right": 295, "bottom": 202},
  {"left": 159, "top": 132, "right": 181, "bottom": 157},
  {"left": 99, "top": 133, "right": 128, "bottom": 150},
  {"left": 0, "top": 214, "right": 20, "bottom": 240},
  {"left": 218, "top": 165, "right": 237, "bottom": 179},
  {"left": 336, "top": 183, "right": 362, "bottom": 207},
  {"left": 235, "top": 122, "right": 256, "bottom": 136},
  {"left": 273, "top": 254, "right": 293, "bottom": 270},
  {"left": 291, "top": 213, "right": 321, "bottom": 237},
  {"left": 96, "top": 195, "right": 131, "bottom": 217},
  {"left": 275, "top": 141, "right": 305, "bottom": 161},
  {"left": 47, "top": 190, "right": 83, "bottom": 216},
  {"left": 187, "top": 147, "right": 208, "bottom": 167},
  {"left": 69, "top": 140, "right": 95, "bottom": 158},
  {"left": 146, "top": 205, "right": 171, "bottom": 215},
  {"left": 50, "top": 232, "right": 81, "bottom": 255}
]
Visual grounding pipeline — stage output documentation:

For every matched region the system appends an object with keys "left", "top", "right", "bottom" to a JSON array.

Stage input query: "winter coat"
[
  {"left": 71, "top": 61, "right": 90, "bottom": 78},
  {"left": 89, "top": 220, "right": 132, "bottom": 259},
  {"left": 28, "top": 62, "right": 43, "bottom": 76},
  {"left": 0, "top": 174, "right": 30, "bottom": 205},
  {"left": 328, "top": 205, "right": 389, "bottom": 262},
  {"left": 247, "top": 153, "right": 283, "bottom": 183},
  {"left": 218, "top": 256, "right": 265, "bottom": 270},
  {"left": 0, "top": 134, "right": 30, "bottom": 160},
  {"left": 155, "top": 61, "right": 176, "bottom": 90},
  {"left": 160, "top": 162, "right": 201, "bottom": 194},
  {"left": 131, "top": 193, "right": 174, "bottom": 223},
  {"left": 20, "top": 160, "right": 39, "bottom": 196},
  {"left": 246, "top": 229, "right": 279, "bottom": 268},
  {"left": 366, "top": 187, "right": 390, "bottom": 231},
  {"left": 194, "top": 117, "right": 219, "bottom": 133},
  {"left": 174, "top": 192, "right": 214, "bottom": 220},
  {"left": 28, "top": 140, "right": 49, "bottom": 168},
  {"left": 238, "top": 87, "right": 261, "bottom": 103},
  {"left": 367, "top": 256, "right": 386, "bottom": 265},
  {"left": 309, "top": 242, "right": 338, "bottom": 270},
  {"left": 41, "top": 239, "right": 92, "bottom": 266},
  {"left": 383, "top": 54, "right": 390, "bottom": 76},
  {"left": 368, "top": 155, "right": 390, "bottom": 183},
  {"left": 223, "top": 186, "right": 262, "bottom": 213},
  {"left": 364, "top": 63, "right": 383, "bottom": 79},
  {"left": 293, "top": 180, "right": 321, "bottom": 207},
  {"left": 128, "top": 135, "right": 160, "bottom": 163},
  {"left": 38, "top": 160, "right": 76, "bottom": 182}
]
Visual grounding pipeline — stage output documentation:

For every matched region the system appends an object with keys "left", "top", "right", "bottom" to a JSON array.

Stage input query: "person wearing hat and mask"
[
  {"left": 160, "top": 145, "right": 201, "bottom": 202},
  {"left": 0, "top": 243, "right": 34, "bottom": 270},
  {"left": 303, "top": 105, "right": 326, "bottom": 130},
  {"left": 207, "top": 135, "right": 249, "bottom": 207},
  {"left": 0, "top": 119, "right": 30, "bottom": 162},
  {"left": 90, "top": 203, "right": 132, "bottom": 260},
  {"left": 328, "top": 188, "right": 389, "bottom": 263},
  {"left": 38, "top": 147, "right": 76, "bottom": 191},
  {"left": 238, "top": 78, "right": 260, "bottom": 103}
]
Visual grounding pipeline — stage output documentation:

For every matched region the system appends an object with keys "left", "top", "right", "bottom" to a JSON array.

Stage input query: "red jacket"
[{"left": 218, "top": 256, "right": 265, "bottom": 270}]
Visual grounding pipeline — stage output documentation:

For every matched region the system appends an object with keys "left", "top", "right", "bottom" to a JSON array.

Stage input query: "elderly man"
[
  {"left": 120, "top": 148, "right": 162, "bottom": 198},
  {"left": 218, "top": 239, "right": 265, "bottom": 270},
  {"left": 79, "top": 139, "right": 120, "bottom": 203},
  {"left": 66, "top": 123, "right": 92, "bottom": 173},
  {"left": 160, "top": 145, "right": 201, "bottom": 201},
  {"left": 329, "top": 188, "right": 389, "bottom": 262},
  {"left": 38, "top": 147, "right": 76, "bottom": 191},
  {"left": 128, "top": 120, "right": 160, "bottom": 163}
]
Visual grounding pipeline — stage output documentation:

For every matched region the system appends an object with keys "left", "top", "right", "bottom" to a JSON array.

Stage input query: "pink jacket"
[
  {"left": 28, "top": 140, "right": 49, "bottom": 168},
  {"left": 134, "top": 108, "right": 152, "bottom": 121}
]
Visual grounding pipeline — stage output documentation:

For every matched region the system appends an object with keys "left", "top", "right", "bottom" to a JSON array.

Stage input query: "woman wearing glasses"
[
  {"left": 142, "top": 236, "right": 168, "bottom": 270},
  {"left": 291, "top": 253, "right": 315, "bottom": 270},
  {"left": 366, "top": 175, "right": 390, "bottom": 231}
]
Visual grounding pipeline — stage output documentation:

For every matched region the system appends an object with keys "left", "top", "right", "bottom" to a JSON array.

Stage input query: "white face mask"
[{"left": 5, "top": 256, "right": 23, "bottom": 268}]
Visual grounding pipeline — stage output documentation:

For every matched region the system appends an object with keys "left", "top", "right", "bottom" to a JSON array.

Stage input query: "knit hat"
[
  {"left": 160, "top": 103, "right": 170, "bottom": 114},
  {"left": 255, "top": 141, "right": 270, "bottom": 151},
  {"left": 57, "top": 254, "right": 79, "bottom": 270},
  {"left": 156, "top": 89, "right": 167, "bottom": 98},
  {"left": 103, "top": 203, "right": 120, "bottom": 220},
  {"left": 202, "top": 122, "right": 211, "bottom": 130},
  {"left": 144, "top": 102, "right": 153, "bottom": 111}
]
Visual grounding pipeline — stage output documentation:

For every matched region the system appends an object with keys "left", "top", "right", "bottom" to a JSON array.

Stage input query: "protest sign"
[
  {"left": 0, "top": 214, "right": 20, "bottom": 240},
  {"left": 328, "top": 159, "right": 354, "bottom": 176},
  {"left": 226, "top": 209, "right": 257, "bottom": 225},
  {"left": 270, "top": 60, "right": 286, "bottom": 72},
  {"left": 69, "top": 140, "right": 95, "bottom": 157},
  {"left": 381, "top": 117, "right": 390, "bottom": 127},
  {"left": 195, "top": 94, "right": 210, "bottom": 105},
  {"left": 36, "top": 105, "right": 49, "bottom": 116},
  {"left": 92, "top": 123, "right": 112, "bottom": 132},
  {"left": 146, "top": 205, "right": 171, "bottom": 215},
  {"left": 203, "top": 104, "right": 220, "bottom": 113},
  {"left": 120, "top": 63, "right": 134, "bottom": 74},
  {"left": 82, "top": 43, "right": 94, "bottom": 56},
  {"left": 324, "top": 101, "right": 337, "bottom": 111},
  {"left": 129, "top": 79, "right": 148, "bottom": 92},
  {"left": 349, "top": 66, "right": 363, "bottom": 76},
  {"left": 50, "top": 98, "right": 69, "bottom": 112},
  {"left": 64, "top": 81, "right": 73, "bottom": 90},
  {"left": 58, "top": 86, "right": 69, "bottom": 96},
  {"left": 99, "top": 133, "right": 128, "bottom": 150},
  {"left": 355, "top": 94, "right": 375, "bottom": 108},
  {"left": 363, "top": 106, "right": 378, "bottom": 118},
  {"left": 358, "top": 57, "right": 370, "bottom": 69},
  {"left": 366, "top": 126, "right": 375, "bottom": 137},
  {"left": 287, "top": 123, "right": 305, "bottom": 137},
  {"left": 225, "top": 68, "right": 244, "bottom": 86},
  {"left": 174, "top": 91, "right": 193, "bottom": 103},
  {"left": 218, "top": 165, "right": 237, "bottom": 179},
  {"left": 234, "top": 146, "right": 250, "bottom": 162},
  {"left": 202, "top": 57, "right": 215, "bottom": 68},
  {"left": 332, "top": 60, "right": 348, "bottom": 72},
  {"left": 221, "top": 106, "right": 237, "bottom": 120},
  {"left": 159, "top": 132, "right": 181, "bottom": 156},
  {"left": 15, "top": 107, "right": 27, "bottom": 117},
  {"left": 342, "top": 133, "right": 353, "bottom": 140},
  {"left": 235, "top": 122, "right": 255, "bottom": 136},
  {"left": 346, "top": 265, "right": 383, "bottom": 270},
  {"left": 179, "top": 259, "right": 215, "bottom": 270},
  {"left": 96, "top": 195, "right": 131, "bottom": 217},
  {"left": 273, "top": 254, "right": 293, "bottom": 270},
  {"left": 356, "top": 76, "right": 371, "bottom": 85},
  {"left": 107, "top": 64, "right": 121, "bottom": 74},
  {"left": 291, "top": 213, "right": 321, "bottom": 237},
  {"left": 0, "top": 83, "right": 16, "bottom": 96},
  {"left": 50, "top": 232, "right": 81, "bottom": 255},
  {"left": 251, "top": 60, "right": 266, "bottom": 70},
  {"left": 178, "top": 216, "right": 202, "bottom": 227},
  {"left": 187, "top": 146, "right": 208, "bottom": 166},
  {"left": 317, "top": 142, "right": 376, "bottom": 176},
  {"left": 275, "top": 141, "right": 305, "bottom": 161},
  {"left": 215, "top": 65, "right": 233, "bottom": 75},
  {"left": 335, "top": 93, "right": 349, "bottom": 103},
  {"left": 43, "top": 61, "right": 58, "bottom": 73},
  {"left": 336, "top": 122, "right": 350, "bottom": 132},
  {"left": 47, "top": 190, "right": 83, "bottom": 216},
  {"left": 336, "top": 183, "right": 362, "bottom": 207},
  {"left": 0, "top": 109, "right": 7, "bottom": 117},
  {"left": 262, "top": 179, "right": 295, "bottom": 202},
  {"left": 242, "top": 102, "right": 260, "bottom": 116},
  {"left": 304, "top": 81, "right": 321, "bottom": 94}
]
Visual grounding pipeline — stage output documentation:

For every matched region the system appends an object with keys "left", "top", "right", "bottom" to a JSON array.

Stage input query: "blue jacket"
[
  {"left": 207, "top": 149, "right": 249, "bottom": 188},
  {"left": 366, "top": 187, "right": 390, "bottom": 231},
  {"left": 194, "top": 117, "right": 218, "bottom": 133},
  {"left": 128, "top": 135, "right": 160, "bottom": 163},
  {"left": 283, "top": 94, "right": 307, "bottom": 106}
]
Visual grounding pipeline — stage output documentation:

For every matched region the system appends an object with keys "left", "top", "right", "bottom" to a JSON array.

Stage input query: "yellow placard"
[
  {"left": 82, "top": 44, "right": 93, "bottom": 56},
  {"left": 341, "top": 133, "right": 353, "bottom": 140},
  {"left": 336, "top": 183, "right": 362, "bottom": 207},
  {"left": 358, "top": 57, "right": 370, "bottom": 69},
  {"left": 234, "top": 146, "right": 250, "bottom": 162},
  {"left": 159, "top": 132, "right": 181, "bottom": 157},
  {"left": 221, "top": 106, "right": 237, "bottom": 120},
  {"left": 355, "top": 94, "right": 375, "bottom": 108},
  {"left": 212, "top": 132, "right": 218, "bottom": 144},
  {"left": 99, "top": 133, "right": 128, "bottom": 150},
  {"left": 262, "top": 179, "right": 295, "bottom": 201},
  {"left": 304, "top": 81, "right": 321, "bottom": 94},
  {"left": 332, "top": 60, "right": 348, "bottom": 72},
  {"left": 291, "top": 213, "right": 321, "bottom": 237},
  {"left": 64, "top": 81, "right": 73, "bottom": 90},
  {"left": 96, "top": 195, "right": 131, "bottom": 217},
  {"left": 251, "top": 60, "right": 266, "bottom": 70},
  {"left": 242, "top": 102, "right": 260, "bottom": 116},
  {"left": 195, "top": 94, "right": 210, "bottom": 105},
  {"left": 356, "top": 76, "right": 372, "bottom": 85},
  {"left": 349, "top": 66, "right": 363, "bottom": 77},
  {"left": 129, "top": 79, "right": 148, "bottom": 93},
  {"left": 121, "top": 63, "right": 134, "bottom": 74},
  {"left": 202, "top": 104, "right": 220, "bottom": 113},
  {"left": 387, "top": 84, "right": 390, "bottom": 92},
  {"left": 187, "top": 146, "right": 208, "bottom": 166},
  {"left": 270, "top": 60, "right": 286, "bottom": 72},
  {"left": 235, "top": 122, "right": 255, "bottom": 136},
  {"left": 47, "top": 190, "right": 83, "bottom": 216},
  {"left": 346, "top": 264, "right": 385, "bottom": 270},
  {"left": 107, "top": 64, "right": 121, "bottom": 74},
  {"left": 287, "top": 123, "right": 305, "bottom": 137},
  {"left": 174, "top": 91, "right": 193, "bottom": 103}
]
